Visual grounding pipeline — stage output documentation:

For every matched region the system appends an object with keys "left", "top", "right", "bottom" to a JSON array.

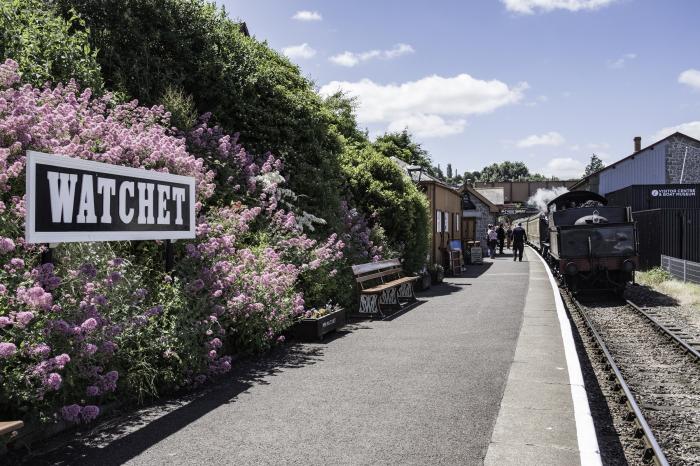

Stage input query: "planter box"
[{"left": 291, "top": 308, "right": 345, "bottom": 341}]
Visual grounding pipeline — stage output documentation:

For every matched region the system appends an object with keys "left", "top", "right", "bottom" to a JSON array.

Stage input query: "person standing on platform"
[
  {"left": 487, "top": 225, "right": 498, "bottom": 259},
  {"left": 512, "top": 222, "right": 527, "bottom": 262},
  {"left": 506, "top": 224, "right": 513, "bottom": 250},
  {"left": 496, "top": 223, "right": 505, "bottom": 255}
]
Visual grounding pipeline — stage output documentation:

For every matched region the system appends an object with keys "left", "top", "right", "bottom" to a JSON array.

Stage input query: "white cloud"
[
  {"left": 292, "top": 10, "right": 322, "bottom": 21},
  {"left": 516, "top": 131, "right": 565, "bottom": 148},
  {"left": 652, "top": 121, "right": 700, "bottom": 141},
  {"left": 329, "top": 44, "right": 414, "bottom": 67},
  {"left": 607, "top": 53, "right": 637, "bottom": 69},
  {"left": 679, "top": 69, "right": 700, "bottom": 90},
  {"left": 387, "top": 114, "right": 467, "bottom": 138},
  {"left": 503, "top": 0, "right": 619, "bottom": 14},
  {"left": 282, "top": 43, "right": 316, "bottom": 60},
  {"left": 541, "top": 157, "right": 585, "bottom": 179},
  {"left": 319, "top": 74, "right": 527, "bottom": 138}
]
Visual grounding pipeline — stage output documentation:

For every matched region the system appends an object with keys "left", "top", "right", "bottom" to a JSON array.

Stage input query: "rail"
[
  {"left": 564, "top": 291, "right": 670, "bottom": 466},
  {"left": 626, "top": 299, "right": 700, "bottom": 361}
]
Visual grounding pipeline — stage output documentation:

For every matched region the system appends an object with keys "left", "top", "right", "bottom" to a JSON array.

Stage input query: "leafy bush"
[
  {"left": 340, "top": 143, "right": 429, "bottom": 273},
  {"left": 0, "top": 0, "right": 102, "bottom": 90},
  {"left": 640, "top": 267, "right": 672, "bottom": 286}
]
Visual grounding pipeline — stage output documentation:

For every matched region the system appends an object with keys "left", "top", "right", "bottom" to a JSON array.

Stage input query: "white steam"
[{"left": 527, "top": 187, "right": 568, "bottom": 213}]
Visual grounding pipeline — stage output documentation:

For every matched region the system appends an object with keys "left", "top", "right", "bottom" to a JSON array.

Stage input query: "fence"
[{"left": 661, "top": 255, "right": 700, "bottom": 284}]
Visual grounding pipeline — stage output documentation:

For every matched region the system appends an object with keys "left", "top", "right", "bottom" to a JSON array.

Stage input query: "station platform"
[{"left": 28, "top": 247, "right": 600, "bottom": 465}]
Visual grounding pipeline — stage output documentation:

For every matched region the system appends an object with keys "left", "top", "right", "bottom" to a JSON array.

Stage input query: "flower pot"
[{"left": 291, "top": 308, "right": 346, "bottom": 341}]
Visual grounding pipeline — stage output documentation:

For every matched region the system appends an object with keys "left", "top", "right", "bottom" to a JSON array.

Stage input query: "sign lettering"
[
  {"left": 25, "top": 151, "right": 196, "bottom": 243},
  {"left": 651, "top": 188, "right": 696, "bottom": 197}
]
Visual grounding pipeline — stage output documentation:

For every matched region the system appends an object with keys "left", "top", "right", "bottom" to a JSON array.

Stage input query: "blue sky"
[{"left": 221, "top": 0, "right": 700, "bottom": 179}]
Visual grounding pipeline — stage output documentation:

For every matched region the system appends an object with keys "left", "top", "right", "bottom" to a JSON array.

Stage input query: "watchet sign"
[{"left": 25, "top": 151, "right": 196, "bottom": 243}]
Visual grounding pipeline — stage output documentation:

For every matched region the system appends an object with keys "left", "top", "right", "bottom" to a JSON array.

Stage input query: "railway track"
[{"left": 563, "top": 290, "right": 700, "bottom": 466}]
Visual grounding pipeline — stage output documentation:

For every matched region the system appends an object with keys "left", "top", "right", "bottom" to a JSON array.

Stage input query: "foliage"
[
  {"left": 340, "top": 143, "right": 429, "bottom": 273},
  {"left": 477, "top": 161, "right": 549, "bottom": 182},
  {"left": 374, "top": 130, "right": 434, "bottom": 173},
  {"left": 55, "top": 0, "right": 345, "bottom": 221},
  {"left": 584, "top": 154, "right": 606, "bottom": 176},
  {"left": 0, "top": 60, "right": 346, "bottom": 425},
  {"left": 639, "top": 267, "right": 672, "bottom": 286},
  {"left": 0, "top": 0, "right": 102, "bottom": 90}
]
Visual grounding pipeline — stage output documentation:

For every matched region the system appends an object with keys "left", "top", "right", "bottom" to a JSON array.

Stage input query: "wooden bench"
[
  {"left": 352, "top": 259, "right": 418, "bottom": 318},
  {"left": 0, "top": 420, "right": 23, "bottom": 437}
]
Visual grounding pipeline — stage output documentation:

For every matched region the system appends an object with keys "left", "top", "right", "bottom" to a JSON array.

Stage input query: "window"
[
  {"left": 455, "top": 214, "right": 460, "bottom": 231},
  {"left": 444, "top": 211, "right": 449, "bottom": 233},
  {"left": 436, "top": 210, "right": 442, "bottom": 232}
]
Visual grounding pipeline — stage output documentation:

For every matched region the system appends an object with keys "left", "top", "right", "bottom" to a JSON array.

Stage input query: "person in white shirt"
[{"left": 487, "top": 225, "right": 498, "bottom": 259}]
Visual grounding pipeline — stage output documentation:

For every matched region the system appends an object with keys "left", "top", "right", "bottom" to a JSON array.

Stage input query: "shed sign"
[
  {"left": 25, "top": 151, "right": 196, "bottom": 243},
  {"left": 650, "top": 188, "right": 696, "bottom": 197}
]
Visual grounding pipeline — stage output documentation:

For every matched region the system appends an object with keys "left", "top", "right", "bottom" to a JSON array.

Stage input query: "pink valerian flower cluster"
[{"left": 61, "top": 404, "right": 99, "bottom": 423}]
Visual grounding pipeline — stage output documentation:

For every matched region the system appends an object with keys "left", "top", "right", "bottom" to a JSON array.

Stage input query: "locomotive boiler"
[{"left": 525, "top": 191, "right": 638, "bottom": 292}]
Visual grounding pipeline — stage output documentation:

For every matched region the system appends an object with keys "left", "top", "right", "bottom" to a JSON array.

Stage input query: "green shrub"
[
  {"left": 0, "top": 0, "right": 102, "bottom": 89},
  {"left": 641, "top": 267, "right": 672, "bottom": 285}
]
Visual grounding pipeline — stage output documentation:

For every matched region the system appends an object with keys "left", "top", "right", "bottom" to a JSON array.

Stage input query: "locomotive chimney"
[{"left": 634, "top": 136, "right": 641, "bottom": 152}]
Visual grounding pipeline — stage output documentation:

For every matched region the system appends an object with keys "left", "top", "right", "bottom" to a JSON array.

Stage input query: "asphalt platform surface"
[{"left": 26, "top": 252, "right": 533, "bottom": 465}]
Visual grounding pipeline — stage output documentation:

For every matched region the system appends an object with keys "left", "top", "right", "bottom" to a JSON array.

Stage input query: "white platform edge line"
[{"left": 530, "top": 247, "right": 602, "bottom": 466}]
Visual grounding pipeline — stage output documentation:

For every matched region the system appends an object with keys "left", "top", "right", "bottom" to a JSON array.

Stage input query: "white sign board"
[{"left": 25, "top": 151, "right": 196, "bottom": 243}]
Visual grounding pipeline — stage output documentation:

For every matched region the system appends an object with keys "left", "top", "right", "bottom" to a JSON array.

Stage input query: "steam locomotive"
[{"left": 524, "top": 190, "right": 638, "bottom": 293}]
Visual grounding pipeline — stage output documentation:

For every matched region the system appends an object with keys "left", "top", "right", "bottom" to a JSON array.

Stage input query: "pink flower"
[
  {"left": 84, "top": 343, "right": 98, "bottom": 355},
  {"left": 0, "top": 237, "right": 15, "bottom": 253},
  {"left": 81, "top": 405, "right": 100, "bottom": 422},
  {"left": 15, "top": 311, "right": 34, "bottom": 327},
  {"left": 45, "top": 373, "right": 62, "bottom": 390},
  {"left": 86, "top": 385, "right": 100, "bottom": 397},
  {"left": 81, "top": 318, "right": 98, "bottom": 332},
  {"left": 61, "top": 404, "right": 81, "bottom": 422},
  {"left": 0, "top": 342, "right": 17, "bottom": 358}
]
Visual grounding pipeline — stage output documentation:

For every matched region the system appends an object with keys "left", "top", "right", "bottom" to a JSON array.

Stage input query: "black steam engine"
[{"left": 525, "top": 191, "right": 638, "bottom": 292}]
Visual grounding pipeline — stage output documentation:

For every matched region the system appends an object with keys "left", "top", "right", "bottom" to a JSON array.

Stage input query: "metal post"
[
  {"left": 164, "top": 240, "right": 174, "bottom": 273},
  {"left": 40, "top": 244, "right": 53, "bottom": 265}
]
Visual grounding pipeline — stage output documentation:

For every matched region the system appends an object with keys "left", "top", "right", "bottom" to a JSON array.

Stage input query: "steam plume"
[{"left": 527, "top": 187, "right": 568, "bottom": 213}]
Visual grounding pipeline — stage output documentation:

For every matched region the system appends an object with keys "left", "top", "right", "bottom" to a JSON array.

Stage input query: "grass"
[{"left": 636, "top": 267, "right": 700, "bottom": 309}]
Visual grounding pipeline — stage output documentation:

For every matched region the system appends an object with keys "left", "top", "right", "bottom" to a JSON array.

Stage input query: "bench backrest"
[{"left": 352, "top": 259, "right": 404, "bottom": 288}]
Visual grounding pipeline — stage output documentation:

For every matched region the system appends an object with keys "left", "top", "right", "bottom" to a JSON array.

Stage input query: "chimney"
[{"left": 634, "top": 136, "right": 641, "bottom": 152}]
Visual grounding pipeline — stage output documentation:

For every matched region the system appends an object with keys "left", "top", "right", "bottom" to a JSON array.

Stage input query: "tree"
[
  {"left": 0, "top": 0, "right": 102, "bottom": 89},
  {"left": 478, "top": 161, "right": 530, "bottom": 182},
  {"left": 374, "top": 130, "right": 433, "bottom": 170},
  {"left": 584, "top": 154, "right": 605, "bottom": 176},
  {"left": 340, "top": 144, "right": 429, "bottom": 273},
  {"left": 55, "top": 0, "right": 345, "bottom": 222},
  {"left": 446, "top": 163, "right": 453, "bottom": 180}
]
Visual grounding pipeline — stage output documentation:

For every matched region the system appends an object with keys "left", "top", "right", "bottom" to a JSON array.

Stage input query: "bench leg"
[
  {"left": 397, "top": 282, "right": 416, "bottom": 302},
  {"left": 379, "top": 287, "right": 400, "bottom": 313},
  {"left": 359, "top": 294, "right": 382, "bottom": 317}
]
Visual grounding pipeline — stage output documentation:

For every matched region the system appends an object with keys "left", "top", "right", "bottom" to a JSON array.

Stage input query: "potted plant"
[
  {"left": 414, "top": 265, "right": 431, "bottom": 291},
  {"left": 429, "top": 263, "right": 444, "bottom": 284},
  {"left": 291, "top": 304, "right": 346, "bottom": 341}
]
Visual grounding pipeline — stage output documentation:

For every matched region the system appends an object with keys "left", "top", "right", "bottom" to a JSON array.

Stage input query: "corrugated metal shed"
[
  {"left": 598, "top": 141, "right": 667, "bottom": 196},
  {"left": 607, "top": 184, "right": 700, "bottom": 211},
  {"left": 633, "top": 208, "right": 700, "bottom": 269}
]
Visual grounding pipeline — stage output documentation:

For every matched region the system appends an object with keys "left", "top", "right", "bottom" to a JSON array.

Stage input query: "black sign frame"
[{"left": 25, "top": 151, "right": 196, "bottom": 243}]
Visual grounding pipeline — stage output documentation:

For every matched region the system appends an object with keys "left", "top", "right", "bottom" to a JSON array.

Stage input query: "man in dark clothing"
[
  {"left": 496, "top": 224, "right": 505, "bottom": 255},
  {"left": 512, "top": 222, "right": 527, "bottom": 262}
]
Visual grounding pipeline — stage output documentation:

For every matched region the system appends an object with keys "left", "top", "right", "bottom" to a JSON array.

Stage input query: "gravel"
[{"left": 577, "top": 297, "right": 700, "bottom": 466}]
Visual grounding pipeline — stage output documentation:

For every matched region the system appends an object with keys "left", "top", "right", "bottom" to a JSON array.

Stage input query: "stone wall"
[
  {"left": 471, "top": 197, "right": 496, "bottom": 253},
  {"left": 666, "top": 135, "right": 700, "bottom": 183}
]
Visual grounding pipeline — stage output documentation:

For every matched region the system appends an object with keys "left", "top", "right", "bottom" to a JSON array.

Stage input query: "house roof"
[
  {"left": 570, "top": 131, "right": 700, "bottom": 190},
  {"left": 461, "top": 185, "right": 500, "bottom": 213},
  {"left": 474, "top": 187, "right": 504, "bottom": 205}
]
